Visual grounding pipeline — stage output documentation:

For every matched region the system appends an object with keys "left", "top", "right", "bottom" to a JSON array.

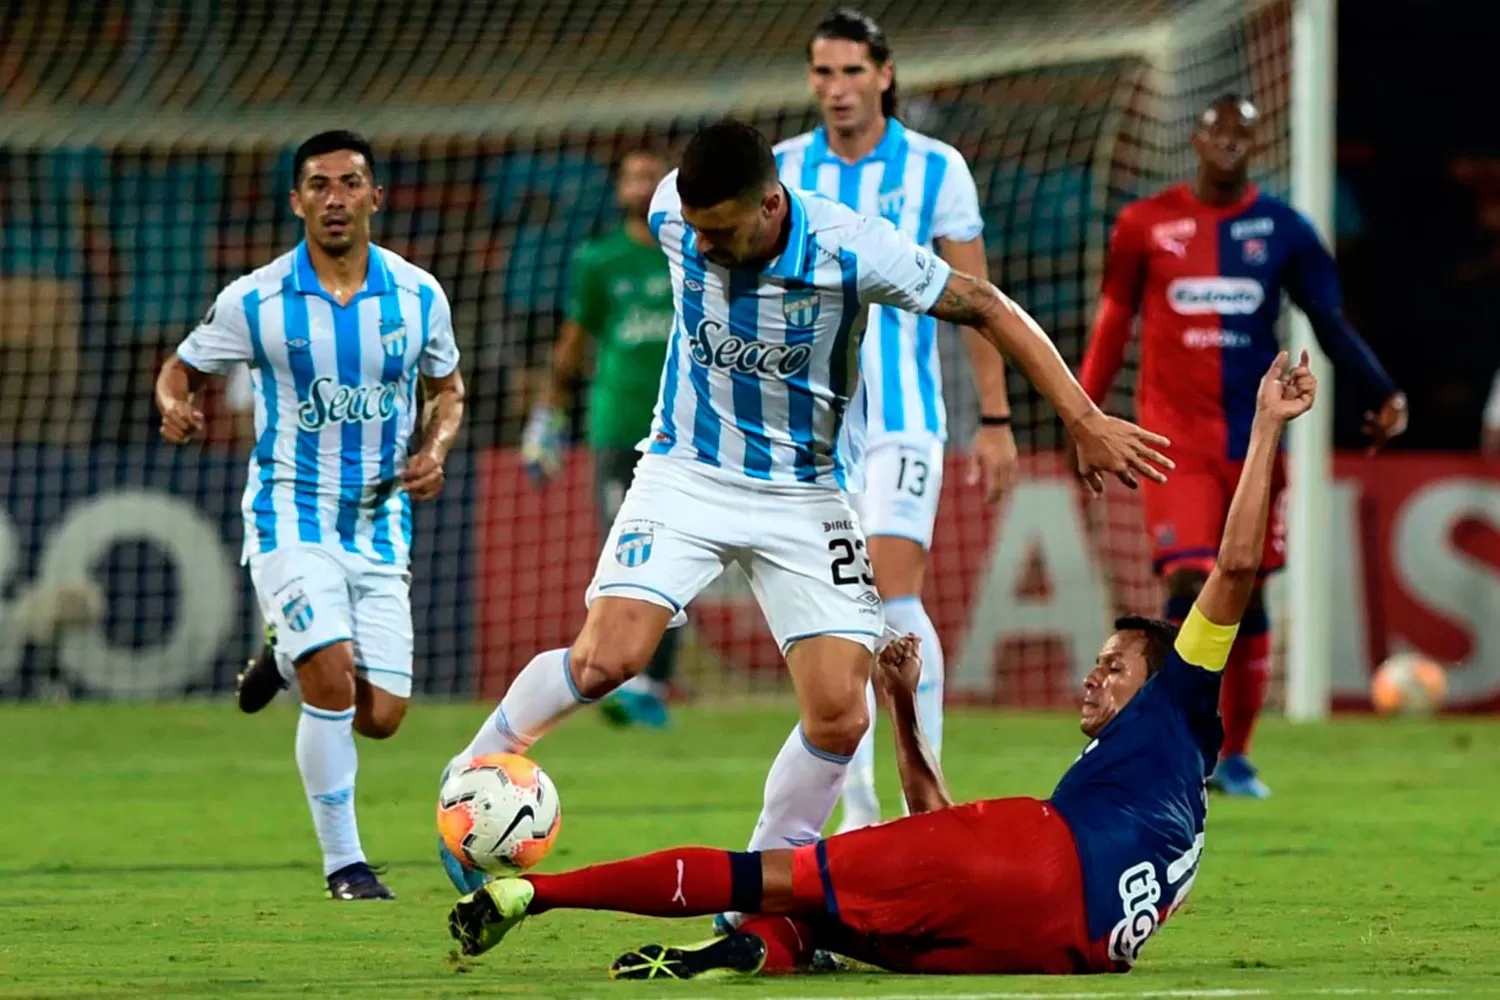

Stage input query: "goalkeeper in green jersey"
[{"left": 522, "top": 148, "right": 679, "bottom": 728}]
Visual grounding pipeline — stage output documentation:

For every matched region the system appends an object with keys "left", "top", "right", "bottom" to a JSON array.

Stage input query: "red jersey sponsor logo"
[
  {"left": 1182, "top": 327, "right": 1253, "bottom": 349},
  {"left": 1229, "top": 217, "right": 1274, "bottom": 240},
  {"left": 1150, "top": 218, "right": 1196, "bottom": 257},
  {"left": 1166, "top": 277, "right": 1264, "bottom": 315}
]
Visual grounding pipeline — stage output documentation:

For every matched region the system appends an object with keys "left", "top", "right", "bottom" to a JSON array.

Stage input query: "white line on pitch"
[{"left": 708, "top": 987, "right": 1465, "bottom": 1000}]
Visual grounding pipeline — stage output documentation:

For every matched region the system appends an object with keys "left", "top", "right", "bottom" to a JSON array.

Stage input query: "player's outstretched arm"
[
  {"left": 1195, "top": 351, "right": 1317, "bottom": 626},
  {"left": 927, "top": 270, "right": 1173, "bottom": 494},
  {"left": 1079, "top": 210, "right": 1147, "bottom": 405},
  {"left": 404, "top": 370, "right": 466, "bottom": 502},
  {"left": 874, "top": 635, "right": 954, "bottom": 815},
  {"left": 155, "top": 355, "right": 209, "bottom": 444},
  {"left": 1284, "top": 224, "right": 1405, "bottom": 453},
  {"left": 940, "top": 236, "right": 1017, "bottom": 504}
]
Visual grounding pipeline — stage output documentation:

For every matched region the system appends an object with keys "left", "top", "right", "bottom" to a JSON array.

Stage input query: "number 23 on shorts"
[{"left": 827, "top": 535, "right": 875, "bottom": 587}]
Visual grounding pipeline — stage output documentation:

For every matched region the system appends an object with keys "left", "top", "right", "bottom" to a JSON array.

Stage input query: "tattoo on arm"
[{"left": 929, "top": 272, "right": 999, "bottom": 327}]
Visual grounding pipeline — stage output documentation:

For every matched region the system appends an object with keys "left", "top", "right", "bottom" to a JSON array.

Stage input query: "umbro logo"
[{"left": 684, "top": 278, "right": 704, "bottom": 292}]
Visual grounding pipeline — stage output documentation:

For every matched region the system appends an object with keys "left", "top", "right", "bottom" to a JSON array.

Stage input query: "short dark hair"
[
  {"left": 677, "top": 121, "right": 777, "bottom": 209},
  {"left": 810, "top": 8, "right": 898, "bottom": 118},
  {"left": 1113, "top": 615, "right": 1179, "bottom": 677},
  {"left": 293, "top": 130, "right": 376, "bottom": 187}
]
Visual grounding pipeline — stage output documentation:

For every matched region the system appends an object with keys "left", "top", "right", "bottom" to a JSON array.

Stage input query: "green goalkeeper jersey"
[{"left": 565, "top": 226, "right": 675, "bottom": 450}]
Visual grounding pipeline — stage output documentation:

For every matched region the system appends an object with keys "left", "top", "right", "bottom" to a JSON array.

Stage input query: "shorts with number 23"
[{"left": 586, "top": 454, "right": 885, "bottom": 653}]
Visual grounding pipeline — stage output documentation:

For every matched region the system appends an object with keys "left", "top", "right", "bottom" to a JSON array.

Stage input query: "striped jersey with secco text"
[
  {"left": 774, "top": 120, "right": 984, "bottom": 445},
  {"left": 175, "top": 242, "right": 460, "bottom": 566},
  {"left": 645, "top": 172, "right": 952, "bottom": 491}
]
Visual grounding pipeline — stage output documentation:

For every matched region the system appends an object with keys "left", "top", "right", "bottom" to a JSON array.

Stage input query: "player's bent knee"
[
  {"left": 295, "top": 642, "right": 356, "bottom": 709},
  {"left": 568, "top": 643, "right": 644, "bottom": 698},
  {"left": 799, "top": 691, "right": 869, "bottom": 756},
  {"left": 1166, "top": 567, "right": 1209, "bottom": 600},
  {"left": 571, "top": 599, "right": 673, "bottom": 697}
]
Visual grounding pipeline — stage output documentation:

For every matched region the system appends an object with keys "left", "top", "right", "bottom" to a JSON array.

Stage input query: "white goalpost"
[{"left": 1285, "top": 0, "right": 1336, "bottom": 721}]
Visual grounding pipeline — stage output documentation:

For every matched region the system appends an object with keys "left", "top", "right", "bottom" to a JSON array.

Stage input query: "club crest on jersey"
[
  {"left": 379, "top": 318, "right": 407, "bottom": 357},
  {"left": 1151, "top": 219, "right": 1196, "bottom": 258},
  {"left": 615, "top": 524, "right": 654, "bottom": 567},
  {"left": 280, "top": 590, "right": 314, "bottom": 633},
  {"left": 781, "top": 288, "right": 821, "bottom": 329},
  {"left": 877, "top": 187, "right": 906, "bottom": 220},
  {"left": 1242, "top": 237, "right": 1268, "bottom": 265}
]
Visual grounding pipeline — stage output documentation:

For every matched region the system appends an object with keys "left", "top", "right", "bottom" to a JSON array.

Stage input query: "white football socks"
[
  {"left": 747, "top": 724, "right": 855, "bottom": 851},
  {"left": 837, "top": 683, "right": 881, "bottom": 832},
  {"left": 296, "top": 703, "right": 365, "bottom": 876},
  {"left": 450, "top": 648, "right": 592, "bottom": 770},
  {"left": 886, "top": 595, "right": 946, "bottom": 760},
  {"left": 717, "top": 724, "right": 856, "bottom": 929},
  {"left": 837, "top": 595, "right": 945, "bottom": 830}
]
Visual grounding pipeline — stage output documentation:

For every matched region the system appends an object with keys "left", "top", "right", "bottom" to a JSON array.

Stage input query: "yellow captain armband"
[{"left": 1174, "top": 606, "right": 1241, "bottom": 672}]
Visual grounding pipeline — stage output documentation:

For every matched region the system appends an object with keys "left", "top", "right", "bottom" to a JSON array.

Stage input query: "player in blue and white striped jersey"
[
  {"left": 441, "top": 122, "right": 1171, "bottom": 900},
  {"left": 775, "top": 9, "right": 1017, "bottom": 832},
  {"left": 156, "top": 131, "right": 466, "bottom": 901}
]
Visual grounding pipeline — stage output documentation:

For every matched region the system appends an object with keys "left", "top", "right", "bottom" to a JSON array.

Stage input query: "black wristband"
[{"left": 979, "top": 414, "right": 1012, "bottom": 427}]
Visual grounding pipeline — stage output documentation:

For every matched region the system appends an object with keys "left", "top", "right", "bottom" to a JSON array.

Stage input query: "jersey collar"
[
  {"left": 762, "top": 185, "right": 811, "bottom": 279},
  {"left": 807, "top": 118, "right": 907, "bottom": 167},
  {"left": 291, "top": 240, "right": 394, "bottom": 304},
  {"left": 1178, "top": 181, "right": 1261, "bottom": 217}
]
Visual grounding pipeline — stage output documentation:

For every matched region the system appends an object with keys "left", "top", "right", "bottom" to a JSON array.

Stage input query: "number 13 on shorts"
[{"left": 851, "top": 439, "right": 946, "bottom": 550}]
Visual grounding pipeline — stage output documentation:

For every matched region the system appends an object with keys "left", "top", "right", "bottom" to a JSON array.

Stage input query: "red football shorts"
[
  {"left": 1142, "top": 448, "right": 1287, "bottom": 577},
  {"left": 789, "top": 797, "right": 1122, "bottom": 975}
]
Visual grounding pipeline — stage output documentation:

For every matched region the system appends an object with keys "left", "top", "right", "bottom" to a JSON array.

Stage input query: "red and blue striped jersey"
[{"left": 1081, "top": 184, "right": 1396, "bottom": 460}]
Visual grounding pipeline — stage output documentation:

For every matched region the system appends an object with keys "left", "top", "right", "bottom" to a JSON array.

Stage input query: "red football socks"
[
  {"left": 524, "top": 847, "right": 749, "bottom": 917},
  {"left": 1220, "top": 628, "right": 1271, "bottom": 758},
  {"left": 738, "top": 915, "right": 814, "bottom": 974}
]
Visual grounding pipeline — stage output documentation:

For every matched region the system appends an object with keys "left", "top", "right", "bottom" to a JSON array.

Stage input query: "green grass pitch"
[{"left": 1, "top": 701, "right": 1497, "bottom": 999}]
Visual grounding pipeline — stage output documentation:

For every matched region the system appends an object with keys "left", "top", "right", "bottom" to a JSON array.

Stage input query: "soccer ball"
[
  {"left": 1371, "top": 653, "right": 1447, "bottom": 716},
  {"left": 437, "top": 753, "right": 561, "bottom": 875}
]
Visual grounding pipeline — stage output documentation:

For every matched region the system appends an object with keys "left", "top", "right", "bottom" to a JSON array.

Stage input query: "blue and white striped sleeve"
[
  {"left": 850, "top": 215, "right": 953, "bottom": 314},
  {"left": 176, "top": 284, "right": 252, "bottom": 375},
  {"left": 647, "top": 171, "right": 680, "bottom": 246},
  {"left": 931, "top": 148, "right": 984, "bottom": 244},
  {"left": 419, "top": 282, "right": 460, "bottom": 378}
]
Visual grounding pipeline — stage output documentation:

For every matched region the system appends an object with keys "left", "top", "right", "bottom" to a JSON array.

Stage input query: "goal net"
[{"left": 0, "top": 0, "right": 1294, "bottom": 703}]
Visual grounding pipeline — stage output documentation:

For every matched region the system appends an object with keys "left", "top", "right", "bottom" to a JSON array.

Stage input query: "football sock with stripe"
[
  {"left": 296, "top": 703, "right": 365, "bottom": 876},
  {"left": 885, "top": 596, "right": 945, "bottom": 761},
  {"left": 452, "top": 648, "right": 587, "bottom": 767},
  {"left": 525, "top": 848, "right": 761, "bottom": 916},
  {"left": 747, "top": 725, "right": 853, "bottom": 855},
  {"left": 838, "top": 683, "right": 881, "bottom": 828}
]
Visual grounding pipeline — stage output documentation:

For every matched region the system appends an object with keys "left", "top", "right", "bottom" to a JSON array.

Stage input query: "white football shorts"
[
  {"left": 849, "top": 435, "right": 945, "bottom": 550},
  {"left": 248, "top": 543, "right": 414, "bottom": 698},
  {"left": 586, "top": 454, "right": 885, "bottom": 653}
]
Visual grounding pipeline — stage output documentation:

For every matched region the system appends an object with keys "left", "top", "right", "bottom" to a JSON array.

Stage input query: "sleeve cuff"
[
  {"left": 915, "top": 259, "right": 954, "bottom": 315},
  {"left": 174, "top": 345, "right": 231, "bottom": 376},
  {"left": 419, "top": 358, "right": 460, "bottom": 379},
  {"left": 936, "top": 223, "right": 984, "bottom": 244}
]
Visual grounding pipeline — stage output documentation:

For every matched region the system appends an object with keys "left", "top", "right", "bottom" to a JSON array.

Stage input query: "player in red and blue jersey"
[
  {"left": 1080, "top": 94, "right": 1407, "bottom": 798},
  {"left": 442, "top": 353, "right": 1317, "bottom": 979}
]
